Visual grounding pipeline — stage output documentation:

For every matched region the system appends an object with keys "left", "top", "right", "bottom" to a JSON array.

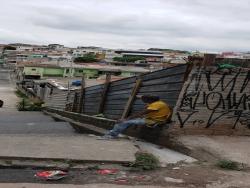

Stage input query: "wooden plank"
[
  {"left": 72, "top": 91, "right": 79, "bottom": 112},
  {"left": 121, "top": 79, "right": 142, "bottom": 119},
  {"left": 78, "top": 76, "right": 85, "bottom": 113},
  {"left": 202, "top": 53, "right": 216, "bottom": 66},
  {"left": 98, "top": 74, "right": 111, "bottom": 114}
]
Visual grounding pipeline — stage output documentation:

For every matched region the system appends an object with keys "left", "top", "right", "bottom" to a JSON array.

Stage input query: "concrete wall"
[
  {"left": 74, "top": 68, "right": 99, "bottom": 78},
  {"left": 23, "top": 67, "right": 44, "bottom": 77},
  {"left": 172, "top": 66, "right": 250, "bottom": 136},
  {"left": 44, "top": 68, "right": 64, "bottom": 76}
]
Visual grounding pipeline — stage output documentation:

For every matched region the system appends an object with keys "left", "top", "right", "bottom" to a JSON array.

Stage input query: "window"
[{"left": 31, "top": 68, "right": 36, "bottom": 71}]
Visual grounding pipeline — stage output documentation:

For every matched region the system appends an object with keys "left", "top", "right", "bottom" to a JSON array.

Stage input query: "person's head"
[{"left": 141, "top": 95, "right": 160, "bottom": 104}]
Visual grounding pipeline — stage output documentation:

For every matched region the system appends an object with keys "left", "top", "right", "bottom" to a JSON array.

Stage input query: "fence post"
[
  {"left": 202, "top": 53, "right": 216, "bottom": 67},
  {"left": 121, "top": 79, "right": 142, "bottom": 119},
  {"left": 72, "top": 91, "right": 78, "bottom": 112},
  {"left": 98, "top": 73, "right": 111, "bottom": 114},
  {"left": 78, "top": 75, "right": 85, "bottom": 113}
]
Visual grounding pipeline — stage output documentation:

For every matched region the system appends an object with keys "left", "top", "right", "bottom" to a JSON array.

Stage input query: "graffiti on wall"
[{"left": 176, "top": 67, "right": 250, "bottom": 129}]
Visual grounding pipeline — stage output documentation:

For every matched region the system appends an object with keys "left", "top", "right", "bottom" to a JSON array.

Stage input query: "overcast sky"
[{"left": 0, "top": 0, "right": 250, "bottom": 51}]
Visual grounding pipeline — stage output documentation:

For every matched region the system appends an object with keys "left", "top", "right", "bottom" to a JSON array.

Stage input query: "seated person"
[{"left": 101, "top": 95, "right": 171, "bottom": 139}]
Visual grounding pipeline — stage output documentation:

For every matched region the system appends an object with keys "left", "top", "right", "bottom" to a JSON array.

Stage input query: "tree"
[
  {"left": 113, "top": 56, "right": 145, "bottom": 62},
  {"left": 74, "top": 53, "right": 97, "bottom": 63},
  {"left": 3, "top": 46, "right": 16, "bottom": 51}
]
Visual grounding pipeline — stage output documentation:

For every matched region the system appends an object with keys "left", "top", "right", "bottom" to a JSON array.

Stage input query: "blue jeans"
[{"left": 107, "top": 118, "right": 146, "bottom": 137}]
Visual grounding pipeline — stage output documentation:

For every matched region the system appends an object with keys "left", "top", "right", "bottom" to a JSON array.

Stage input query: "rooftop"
[{"left": 24, "top": 62, "right": 150, "bottom": 73}]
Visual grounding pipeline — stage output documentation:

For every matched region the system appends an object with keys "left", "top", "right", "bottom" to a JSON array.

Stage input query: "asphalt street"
[
  {"left": 0, "top": 67, "right": 77, "bottom": 135},
  {"left": 0, "top": 68, "right": 138, "bottom": 184}
]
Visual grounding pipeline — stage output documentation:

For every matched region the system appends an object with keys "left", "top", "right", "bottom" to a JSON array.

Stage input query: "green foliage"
[
  {"left": 3, "top": 46, "right": 16, "bottom": 51},
  {"left": 148, "top": 48, "right": 190, "bottom": 54},
  {"left": 113, "top": 56, "right": 145, "bottom": 62},
  {"left": 15, "top": 90, "right": 28, "bottom": 99},
  {"left": 216, "top": 160, "right": 239, "bottom": 170},
  {"left": 129, "top": 152, "right": 160, "bottom": 171},
  {"left": 17, "top": 99, "right": 43, "bottom": 111},
  {"left": 16, "top": 91, "right": 43, "bottom": 111},
  {"left": 74, "top": 53, "right": 97, "bottom": 63}
]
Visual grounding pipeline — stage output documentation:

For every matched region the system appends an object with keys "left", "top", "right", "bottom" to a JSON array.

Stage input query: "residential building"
[
  {"left": 48, "top": 44, "right": 65, "bottom": 50},
  {"left": 21, "top": 63, "right": 149, "bottom": 79},
  {"left": 113, "top": 50, "right": 164, "bottom": 63}
]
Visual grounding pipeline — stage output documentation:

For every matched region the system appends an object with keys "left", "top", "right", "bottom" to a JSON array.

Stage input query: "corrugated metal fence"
[{"left": 44, "top": 64, "right": 188, "bottom": 120}]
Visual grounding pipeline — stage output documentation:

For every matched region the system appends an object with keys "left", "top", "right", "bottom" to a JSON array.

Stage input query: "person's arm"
[{"left": 117, "top": 108, "right": 157, "bottom": 122}]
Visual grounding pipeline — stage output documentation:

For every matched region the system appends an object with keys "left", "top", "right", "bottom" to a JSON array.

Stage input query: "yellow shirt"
[{"left": 145, "top": 100, "right": 171, "bottom": 125}]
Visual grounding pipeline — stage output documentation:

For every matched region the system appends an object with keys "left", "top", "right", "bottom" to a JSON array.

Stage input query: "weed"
[
  {"left": 216, "top": 159, "right": 239, "bottom": 170},
  {"left": 17, "top": 98, "right": 43, "bottom": 111},
  {"left": 15, "top": 90, "right": 28, "bottom": 99},
  {"left": 129, "top": 152, "right": 160, "bottom": 171}
]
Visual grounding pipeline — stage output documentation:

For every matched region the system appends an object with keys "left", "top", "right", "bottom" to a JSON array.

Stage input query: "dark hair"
[
  {"left": 141, "top": 95, "right": 160, "bottom": 103},
  {"left": 0, "top": 100, "right": 3, "bottom": 108}
]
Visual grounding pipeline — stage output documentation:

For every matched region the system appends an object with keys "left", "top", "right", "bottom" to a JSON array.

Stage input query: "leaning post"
[{"left": 78, "top": 75, "right": 86, "bottom": 113}]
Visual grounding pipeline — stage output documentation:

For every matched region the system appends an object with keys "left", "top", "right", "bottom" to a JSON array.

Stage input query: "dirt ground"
[{"left": 1, "top": 162, "right": 249, "bottom": 188}]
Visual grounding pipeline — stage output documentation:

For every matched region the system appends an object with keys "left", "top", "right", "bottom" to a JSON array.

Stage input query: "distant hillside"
[{"left": 148, "top": 48, "right": 190, "bottom": 54}]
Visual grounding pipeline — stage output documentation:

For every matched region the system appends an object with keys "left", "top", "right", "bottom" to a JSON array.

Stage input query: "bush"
[
  {"left": 15, "top": 90, "right": 28, "bottom": 99},
  {"left": 113, "top": 56, "right": 145, "bottom": 62},
  {"left": 216, "top": 160, "right": 239, "bottom": 170},
  {"left": 74, "top": 53, "right": 97, "bottom": 63},
  {"left": 17, "top": 98, "right": 43, "bottom": 111},
  {"left": 129, "top": 152, "right": 160, "bottom": 171}
]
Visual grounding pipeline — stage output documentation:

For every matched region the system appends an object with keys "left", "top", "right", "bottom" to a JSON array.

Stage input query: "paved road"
[
  {"left": 0, "top": 184, "right": 169, "bottom": 188},
  {"left": 0, "top": 68, "right": 77, "bottom": 135},
  {"left": 0, "top": 67, "right": 137, "bottom": 164}
]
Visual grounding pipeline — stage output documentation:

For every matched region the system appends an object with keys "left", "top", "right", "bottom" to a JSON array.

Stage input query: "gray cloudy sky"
[{"left": 0, "top": 0, "right": 250, "bottom": 51}]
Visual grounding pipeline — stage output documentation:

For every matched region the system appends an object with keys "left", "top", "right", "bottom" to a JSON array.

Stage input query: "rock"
[
  {"left": 172, "top": 167, "right": 180, "bottom": 170},
  {"left": 164, "top": 177, "right": 184, "bottom": 183}
]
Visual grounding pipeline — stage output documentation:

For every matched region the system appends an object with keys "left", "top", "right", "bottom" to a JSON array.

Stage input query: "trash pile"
[
  {"left": 35, "top": 170, "right": 68, "bottom": 180},
  {"left": 96, "top": 168, "right": 152, "bottom": 185}
]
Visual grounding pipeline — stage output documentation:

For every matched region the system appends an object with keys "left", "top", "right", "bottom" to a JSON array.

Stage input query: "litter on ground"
[{"left": 35, "top": 170, "right": 68, "bottom": 180}]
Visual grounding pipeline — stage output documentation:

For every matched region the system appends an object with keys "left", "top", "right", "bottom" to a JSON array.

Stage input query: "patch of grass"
[
  {"left": 17, "top": 98, "right": 43, "bottom": 111},
  {"left": 16, "top": 89, "right": 44, "bottom": 111},
  {"left": 216, "top": 159, "right": 239, "bottom": 170},
  {"left": 129, "top": 152, "right": 160, "bottom": 171}
]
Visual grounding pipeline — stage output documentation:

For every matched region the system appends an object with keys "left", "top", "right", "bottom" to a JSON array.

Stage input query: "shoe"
[{"left": 97, "top": 135, "right": 117, "bottom": 140}]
